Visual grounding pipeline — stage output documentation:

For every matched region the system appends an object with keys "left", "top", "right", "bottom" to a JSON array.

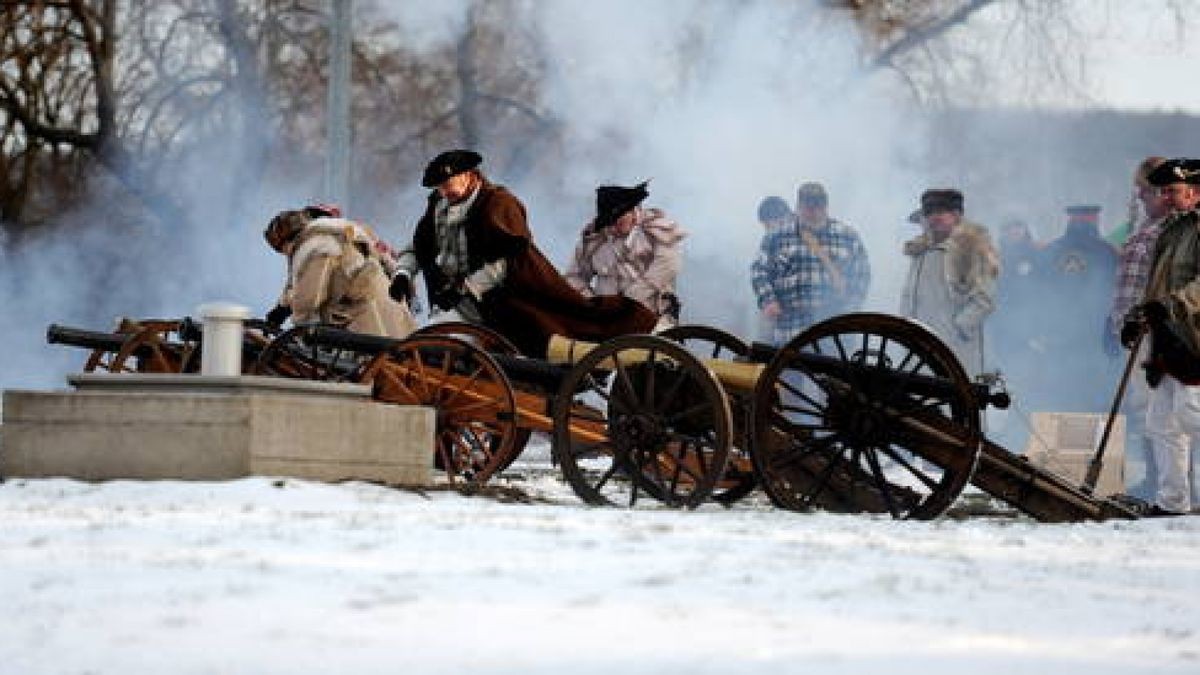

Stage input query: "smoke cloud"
[{"left": 0, "top": 0, "right": 1179, "bottom": 458}]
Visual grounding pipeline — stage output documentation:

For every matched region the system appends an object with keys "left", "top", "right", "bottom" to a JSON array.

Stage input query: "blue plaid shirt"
[{"left": 751, "top": 218, "right": 871, "bottom": 345}]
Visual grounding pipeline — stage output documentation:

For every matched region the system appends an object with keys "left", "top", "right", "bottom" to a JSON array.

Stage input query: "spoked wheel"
[
  {"left": 87, "top": 320, "right": 193, "bottom": 373},
  {"left": 254, "top": 324, "right": 375, "bottom": 382},
  {"left": 411, "top": 321, "right": 532, "bottom": 472},
  {"left": 552, "top": 334, "right": 733, "bottom": 509},
  {"left": 411, "top": 321, "right": 521, "bottom": 355},
  {"left": 659, "top": 324, "right": 757, "bottom": 504},
  {"left": 750, "top": 313, "right": 981, "bottom": 520},
  {"left": 364, "top": 335, "right": 520, "bottom": 487}
]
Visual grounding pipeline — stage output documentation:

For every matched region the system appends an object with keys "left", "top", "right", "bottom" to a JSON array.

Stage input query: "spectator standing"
[
  {"left": 1108, "top": 157, "right": 1168, "bottom": 498},
  {"left": 751, "top": 182, "right": 871, "bottom": 346},
  {"left": 899, "top": 188, "right": 998, "bottom": 377}
]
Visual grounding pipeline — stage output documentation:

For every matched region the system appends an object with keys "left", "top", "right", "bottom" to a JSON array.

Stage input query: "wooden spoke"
[
  {"left": 751, "top": 313, "right": 980, "bottom": 520},
  {"left": 553, "top": 334, "right": 732, "bottom": 509}
]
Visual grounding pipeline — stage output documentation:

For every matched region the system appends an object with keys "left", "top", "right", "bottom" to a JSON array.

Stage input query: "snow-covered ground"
[{"left": 1, "top": 443, "right": 1198, "bottom": 675}]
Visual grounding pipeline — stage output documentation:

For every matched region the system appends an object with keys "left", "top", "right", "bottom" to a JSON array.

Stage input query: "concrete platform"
[{"left": 1, "top": 375, "right": 433, "bottom": 486}]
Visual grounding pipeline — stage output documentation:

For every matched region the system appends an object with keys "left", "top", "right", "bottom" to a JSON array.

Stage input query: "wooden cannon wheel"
[
  {"left": 363, "top": 335, "right": 521, "bottom": 487},
  {"left": 659, "top": 324, "right": 757, "bottom": 504},
  {"left": 410, "top": 321, "right": 521, "bottom": 355},
  {"left": 551, "top": 334, "right": 733, "bottom": 509},
  {"left": 750, "top": 313, "right": 981, "bottom": 520},
  {"left": 410, "top": 321, "right": 532, "bottom": 471},
  {"left": 86, "top": 319, "right": 193, "bottom": 374},
  {"left": 254, "top": 325, "right": 376, "bottom": 382}
]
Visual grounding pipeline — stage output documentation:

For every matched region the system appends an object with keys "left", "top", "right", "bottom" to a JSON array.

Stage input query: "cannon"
[
  {"left": 48, "top": 310, "right": 1140, "bottom": 521},
  {"left": 741, "top": 313, "right": 1136, "bottom": 522},
  {"left": 47, "top": 317, "right": 281, "bottom": 374},
  {"left": 253, "top": 321, "right": 736, "bottom": 506}
]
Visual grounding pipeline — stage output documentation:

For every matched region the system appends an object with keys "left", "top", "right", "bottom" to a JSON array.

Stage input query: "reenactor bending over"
[
  {"left": 389, "top": 149, "right": 655, "bottom": 357},
  {"left": 263, "top": 206, "right": 417, "bottom": 338}
]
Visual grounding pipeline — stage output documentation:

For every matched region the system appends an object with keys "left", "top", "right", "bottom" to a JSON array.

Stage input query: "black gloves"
[
  {"left": 1121, "top": 300, "right": 1170, "bottom": 349},
  {"left": 660, "top": 292, "right": 681, "bottom": 321},
  {"left": 265, "top": 304, "right": 292, "bottom": 328},
  {"left": 1142, "top": 299, "right": 1169, "bottom": 324},
  {"left": 389, "top": 274, "right": 413, "bottom": 304},
  {"left": 1119, "top": 317, "right": 1143, "bottom": 349},
  {"left": 431, "top": 283, "right": 463, "bottom": 311}
]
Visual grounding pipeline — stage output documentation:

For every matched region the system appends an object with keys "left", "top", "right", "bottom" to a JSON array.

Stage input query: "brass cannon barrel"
[
  {"left": 548, "top": 335, "right": 764, "bottom": 393},
  {"left": 548, "top": 334, "right": 1007, "bottom": 408}
]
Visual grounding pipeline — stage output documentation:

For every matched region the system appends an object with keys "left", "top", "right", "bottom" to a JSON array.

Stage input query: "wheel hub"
[{"left": 610, "top": 413, "right": 665, "bottom": 450}]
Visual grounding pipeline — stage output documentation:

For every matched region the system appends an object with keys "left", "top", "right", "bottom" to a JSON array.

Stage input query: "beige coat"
[
  {"left": 900, "top": 221, "right": 999, "bottom": 375},
  {"left": 564, "top": 208, "right": 686, "bottom": 319},
  {"left": 284, "top": 219, "right": 416, "bottom": 338}
]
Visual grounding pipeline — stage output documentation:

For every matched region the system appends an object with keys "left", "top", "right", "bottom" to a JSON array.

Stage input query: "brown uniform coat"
[{"left": 412, "top": 182, "right": 655, "bottom": 356}]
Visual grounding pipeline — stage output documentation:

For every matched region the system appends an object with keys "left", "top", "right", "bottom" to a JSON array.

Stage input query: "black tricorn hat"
[
  {"left": 920, "top": 188, "right": 964, "bottom": 214},
  {"left": 1147, "top": 158, "right": 1200, "bottom": 187},
  {"left": 422, "top": 149, "right": 483, "bottom": 188},
  {"left": 594, "top": 181, "right": 649, "bottom": 230}
]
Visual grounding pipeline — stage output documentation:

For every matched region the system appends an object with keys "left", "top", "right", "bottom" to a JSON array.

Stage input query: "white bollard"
[{"left": 197, "top": 302, "right": 251, "bottom": 377}]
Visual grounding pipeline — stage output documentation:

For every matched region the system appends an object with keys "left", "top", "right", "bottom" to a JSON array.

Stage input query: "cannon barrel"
[
  {"left": 748, "top": 341, "right": 1007, "bottom": 409},
  {"left": 47, "top": 324, "right": 133, "bottom": 353},
  {"left": 305, "top": 325, "right": 572, "bottom": 391},
  {"left": 548, "top": 335, "right": 1007, "bottom": 408},
  {"left": 307, "top": 325, "right": 402, "bottom": 354},
  {"left": 548, "top": 335, "right": 763, "bottom": 392}
]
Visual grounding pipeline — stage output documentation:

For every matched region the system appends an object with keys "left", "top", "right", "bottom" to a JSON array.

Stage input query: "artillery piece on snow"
[{"left": 46, "top": 312, "right": 1138, "bottom": 522}]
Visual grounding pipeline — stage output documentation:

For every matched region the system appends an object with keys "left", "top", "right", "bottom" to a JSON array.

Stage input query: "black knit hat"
[
  {"left": 422, "top": 149, "right": 483, "bottom": 188},
  {"left": 1147, "top": 158, "right": 1200, "bottom": 187},
  {"left": 920, "top": 188, "right": 964, "bottom": 214},
  {"left": 757, "top": 196, "right": 791, "bottom": 223},
  {"left": 595, "top": 181, "right": 649, "bottom": 231}
]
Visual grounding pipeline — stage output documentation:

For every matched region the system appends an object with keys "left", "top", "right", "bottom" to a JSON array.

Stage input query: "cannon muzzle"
[{"left": 46, "top": 324, "right": 131, "bottom": 353}]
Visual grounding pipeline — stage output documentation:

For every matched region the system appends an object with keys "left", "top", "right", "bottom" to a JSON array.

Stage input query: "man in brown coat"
[{"left": 390, "top": 150, "right": 655, "bottom": 357}]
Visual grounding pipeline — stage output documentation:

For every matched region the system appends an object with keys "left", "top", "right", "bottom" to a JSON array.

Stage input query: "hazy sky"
[{"left": 1062, "top": 0, "right": 1197, "bottom": 112}]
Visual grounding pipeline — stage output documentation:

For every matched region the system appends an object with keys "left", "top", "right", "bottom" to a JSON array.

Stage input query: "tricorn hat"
[
  {"left": 595, "top": 181, "right": 649, "bottom": 230},
  {"left": 920, "top": 188, "right": 964, "bottom": 214},
  {"left": 1147, "top": 158, "right": 1200, "bottom": 187},
  {"left": 422, "top": 149, "right": 483, "bottom": 188}
]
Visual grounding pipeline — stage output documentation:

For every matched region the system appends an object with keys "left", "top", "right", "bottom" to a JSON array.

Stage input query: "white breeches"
[{"left": 1145, "top": 376, "right": 1200, "bottom": 513}]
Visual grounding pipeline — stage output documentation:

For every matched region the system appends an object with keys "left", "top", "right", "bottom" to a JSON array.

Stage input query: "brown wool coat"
[{"left": 412, "top": 182, "right": 656, "bottom": 357}]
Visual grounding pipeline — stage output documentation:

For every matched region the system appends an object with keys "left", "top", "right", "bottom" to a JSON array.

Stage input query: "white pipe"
[{"left": 197, "top": 302, "right": 251, "bottom": 377}]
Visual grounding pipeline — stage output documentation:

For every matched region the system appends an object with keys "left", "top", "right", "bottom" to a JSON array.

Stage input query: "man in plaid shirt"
[
  {"left": 1108, "top": 156, "right": 1168, "bottom": 498},
  {"left": 751, "top": 182, "right": 871, "bottom": 346}
]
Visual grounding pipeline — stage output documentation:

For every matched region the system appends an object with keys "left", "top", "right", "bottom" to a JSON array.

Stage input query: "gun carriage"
[
  {"left": 47, "top": 318, "right": 280, "bottom": 374},
  {"left": 47, "top": 312, "right": 1138, "bottom": 521}
]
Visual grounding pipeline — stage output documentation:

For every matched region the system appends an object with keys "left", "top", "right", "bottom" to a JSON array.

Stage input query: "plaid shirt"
[
  {"left": 751, "top": 218, "right": 871, "bottom": 345},
  {"left": 1110, "top": 217, "right": 1163, "bottom": 332}
]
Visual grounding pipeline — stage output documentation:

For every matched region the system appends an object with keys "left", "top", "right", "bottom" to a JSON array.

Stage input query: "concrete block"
[
  {"left": 2, "top": 377, "right": 433, "bottom": 486},
  {"left": 1024, "top": 412, "right": 1125, "bottom": 497}
]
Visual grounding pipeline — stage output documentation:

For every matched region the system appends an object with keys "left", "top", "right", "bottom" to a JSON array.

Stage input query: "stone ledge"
[{"left": 1, "top": 388, "right": 432, "bottom": 486}]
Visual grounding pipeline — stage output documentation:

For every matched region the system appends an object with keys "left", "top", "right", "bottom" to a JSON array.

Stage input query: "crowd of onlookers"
[{"left": 749, "top": 156, "right": 1200, "bottom": 515}]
